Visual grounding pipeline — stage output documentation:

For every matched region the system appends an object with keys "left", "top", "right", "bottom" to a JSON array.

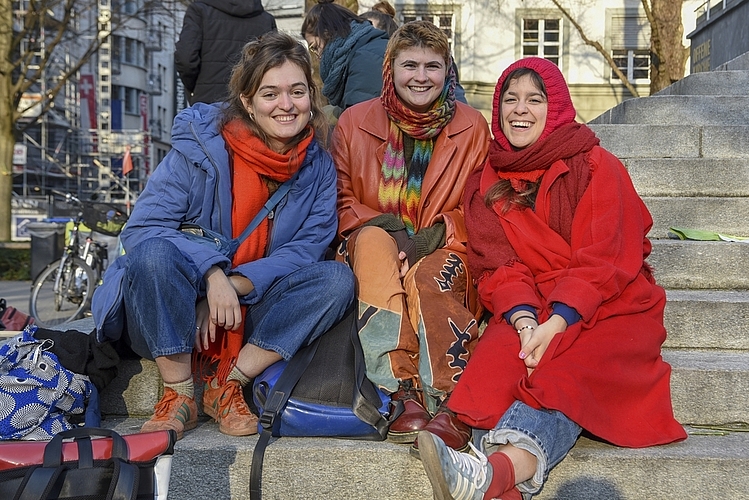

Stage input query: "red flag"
[{"left": 122, "top": 145, "right": 133, "bottom": 176}]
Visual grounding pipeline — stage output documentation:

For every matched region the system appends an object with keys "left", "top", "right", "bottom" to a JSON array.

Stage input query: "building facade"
[
  {"left": 15, "top": 0, "right": 707, "bottom": 216},
  {"left": 13, "top": 0, "right": 186, "bottom": 211}
]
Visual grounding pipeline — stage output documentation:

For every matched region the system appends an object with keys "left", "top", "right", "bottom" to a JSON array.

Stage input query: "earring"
[
  {"left": 310, "top": 110, "right": 314, "bottom": 120},
  {"left": 249, "top": 112, "right": 255, "bottom": 121}
]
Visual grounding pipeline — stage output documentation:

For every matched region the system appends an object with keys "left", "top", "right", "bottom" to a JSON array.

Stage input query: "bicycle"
[{"left": 29, "top": 193, "right": 128, "bottom": 328}]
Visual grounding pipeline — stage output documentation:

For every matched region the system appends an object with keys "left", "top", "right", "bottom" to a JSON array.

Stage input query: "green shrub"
[{"left": 0, "top": 248, "right": 31, "bottom": 281}]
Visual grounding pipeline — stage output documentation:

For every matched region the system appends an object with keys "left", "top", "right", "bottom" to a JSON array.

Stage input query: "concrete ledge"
[
  {"left": 649, "top": 240, "right": 749, "bottom": 290},
  {"left": 653, "top": 70, "right": 749, "bottom": 96},
  {"left": 643, "top": 196, "right": 749, "bottom": 238},
  {"left": 102, "top": 418, "right": 749, "bottom": 500},
  {"left": 590, "top": 96, "right": 749, "bottom": 125},
  {"left": 98, "top": 347, "right": 749, "bottom": 428},
  {"left": 665, "top": 349, "right": 749, "bottom": 424},
  {"left": 589, "top": 124, "right": 702, "bottom": 158},
  {"left": 625, "top": 158, "right": 749, "bottom": 197},
  {"left": 664, "top": 290, "right": 749, "bottom": 350}
]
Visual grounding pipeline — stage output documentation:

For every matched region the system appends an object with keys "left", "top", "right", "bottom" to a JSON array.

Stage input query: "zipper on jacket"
[{"left": 190, "top": 121, "right": 224, "bottom": 231}]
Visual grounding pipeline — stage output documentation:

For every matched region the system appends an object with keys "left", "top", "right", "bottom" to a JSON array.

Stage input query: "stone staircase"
[{"left": 83, "top": 69, "right": 749, "bottom": 499}]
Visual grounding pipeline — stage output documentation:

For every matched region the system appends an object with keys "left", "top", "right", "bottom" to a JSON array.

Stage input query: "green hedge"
[{"left": 0, "top": 248, "right": 31, "bottom": 280}]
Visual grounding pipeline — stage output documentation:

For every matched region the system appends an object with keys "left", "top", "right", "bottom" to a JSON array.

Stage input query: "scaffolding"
[{"left": 13, "top": 0, "right": 152, "bottom": 208}]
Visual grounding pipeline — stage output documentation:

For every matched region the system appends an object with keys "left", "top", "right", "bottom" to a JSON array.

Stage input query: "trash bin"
[{"left": 26, "top": 221, "right": 67, "bottom": 281}]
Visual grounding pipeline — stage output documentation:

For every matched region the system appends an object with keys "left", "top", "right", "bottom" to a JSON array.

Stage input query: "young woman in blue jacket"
[{"left": 92, "top": 31, "right": 354, "bottom": 440}]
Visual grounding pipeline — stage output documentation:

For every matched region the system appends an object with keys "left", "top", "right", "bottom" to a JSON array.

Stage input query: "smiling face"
[
  {"left": 500, "top": 74, "right": 549, "bottom": 150},
  {"left": 392, "top": 46, "right": 447, "bottom": 113},
  {"left": 241, "top": 61, "right": 311, "bottom": 153}
]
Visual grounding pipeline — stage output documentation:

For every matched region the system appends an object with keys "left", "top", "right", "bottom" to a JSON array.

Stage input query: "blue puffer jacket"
[{"left": 91, "top": 103, "right": 338, "bottom": 342}]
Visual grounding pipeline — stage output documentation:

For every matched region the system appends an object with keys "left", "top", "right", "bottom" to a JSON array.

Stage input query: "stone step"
[
  {"left": 653, "top": 70, "right": 749, "bottom": 96},
  {"left": 665, "top": 349, "right": 749, "bottom": 425},
  {"left": 589, "top": 95, "right": 749, "bottom": 126},
  {"left": 98, "top": 347, "right": 749, "bottom": 427},
  {"left": 102, "top": 417, "right": 749, "bottom": 500},
  {"left": 625, "top": 158, "right": 749, "bottom": 197},
  {"left": 664, "top": 290, "right": 749, "bottom": 350},
  {"left": 649, "top": 240, "right": 749, "bottom": 290},
  {"left": 589, "top": 124, "right": 749, "bottom": 159},
  {"left": 643, "top": 196, "right": 749, "bottom": 238}
]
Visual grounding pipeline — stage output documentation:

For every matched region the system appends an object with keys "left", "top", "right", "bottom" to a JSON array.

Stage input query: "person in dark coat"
[
  {"left": 175, "top": 0, "right": 277, "bottom": 105},
  {"left": 301, "top": 0, "right": 389, "bottom": 124}
]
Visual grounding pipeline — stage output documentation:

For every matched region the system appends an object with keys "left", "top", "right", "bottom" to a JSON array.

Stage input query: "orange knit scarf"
[{"left": 199, "top": 118, "right": 313, "bottom": 383}]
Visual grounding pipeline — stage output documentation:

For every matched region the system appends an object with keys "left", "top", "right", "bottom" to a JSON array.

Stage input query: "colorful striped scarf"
[{"left": 378, "top": 57, "right": 456, "bottom": 235}]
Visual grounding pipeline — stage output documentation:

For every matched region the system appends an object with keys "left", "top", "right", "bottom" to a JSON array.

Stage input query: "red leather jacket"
[{"left": 331, "top": 98, "right": 490, "bottom": 254}]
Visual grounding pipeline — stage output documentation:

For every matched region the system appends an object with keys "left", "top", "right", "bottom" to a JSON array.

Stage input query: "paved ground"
[{"left": 0, "top": 281, "right": 33, "bottom": 312}]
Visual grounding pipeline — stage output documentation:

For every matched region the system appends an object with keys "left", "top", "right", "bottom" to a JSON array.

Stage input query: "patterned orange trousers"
[{"left": 337, "top": 226, "right": 480, "bottom": 412}]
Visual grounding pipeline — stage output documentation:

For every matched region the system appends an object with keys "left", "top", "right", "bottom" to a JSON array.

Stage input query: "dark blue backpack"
[{"left": 250, "top": 305, "right": 390, "bottom": 499}]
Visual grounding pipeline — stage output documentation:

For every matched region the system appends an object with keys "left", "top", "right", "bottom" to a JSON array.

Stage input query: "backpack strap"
[
  {"left": 349, "top": 312, "right": 389, "bottom": 439},
  {"left": 249, "top": 335, "right": 322, "bottom": 500},
  {"left": 231, "top": 169, "right": 300, "bottom": 256}
]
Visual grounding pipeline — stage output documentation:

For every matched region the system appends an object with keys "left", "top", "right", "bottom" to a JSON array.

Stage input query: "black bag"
[
  {"left": 0, "top": 427, "right": 177, "bottom": 500},
  {"left": 249, "top": 305, "right": 391, "bottom": 500}
]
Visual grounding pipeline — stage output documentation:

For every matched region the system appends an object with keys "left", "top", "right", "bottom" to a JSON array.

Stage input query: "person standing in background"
[
  {"left": 301, "top": 0, "right": 389, "bottom": 125},
  {"left": 176, "top": 0, "right": 277, "bottom": 105},
  {"left": 360, "top": 1, "right": 398, "bottom": 36}
]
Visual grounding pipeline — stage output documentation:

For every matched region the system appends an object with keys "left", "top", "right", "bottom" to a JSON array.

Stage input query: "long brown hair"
[
  {"left": 223, "top": 31, "right": 328, "bottom": 151},
  {"left": 484, "top": 67, "right": 547, "bottom": 212},
  {"left": 301, "top": 0, "right": 363, "bottom": 47}
]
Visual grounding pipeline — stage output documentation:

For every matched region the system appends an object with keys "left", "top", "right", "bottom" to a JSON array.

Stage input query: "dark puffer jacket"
[{"left": 175, "top": 0, "right": 276, "bottom": 105}]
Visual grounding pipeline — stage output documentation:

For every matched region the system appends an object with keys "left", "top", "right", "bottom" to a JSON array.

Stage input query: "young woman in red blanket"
[{"left": 417, "top": 57, "right": 687, "bottom": 500}]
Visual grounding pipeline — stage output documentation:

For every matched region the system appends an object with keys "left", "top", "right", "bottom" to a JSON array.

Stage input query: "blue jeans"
[
  {"left": 478, "top": 401, "right": 582, "bottom": 496},
  {"left": 122, "top": 238, "right": 355, "bottom": 361}
]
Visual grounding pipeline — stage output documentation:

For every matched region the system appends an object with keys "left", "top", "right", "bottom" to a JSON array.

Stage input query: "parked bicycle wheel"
[{"left": 29, "top": 256, "right": 96, "bottom": 328}]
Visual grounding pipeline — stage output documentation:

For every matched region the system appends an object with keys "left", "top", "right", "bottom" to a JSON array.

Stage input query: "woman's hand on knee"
[{"left": 204, "top": 266, "right": 243, "bottom": 335}]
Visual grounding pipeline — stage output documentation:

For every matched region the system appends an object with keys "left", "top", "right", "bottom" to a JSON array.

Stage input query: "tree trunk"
[
  {"left": 649, "top": 0, "right": 689, "bottom": 94},
  {"left": 0, "top": 0, "right": 14, "bottom": 241}
]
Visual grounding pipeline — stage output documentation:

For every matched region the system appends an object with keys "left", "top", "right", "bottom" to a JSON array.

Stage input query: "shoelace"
[
  {"left": 447, "top": 441, "right": 491, "bottom": 497},
  {"left": 397, "top": 381, "right": 423, "bottom": 402},
  {"left": 220, "top": 382, "right": 253, "bottom": 416},
  {"left": 154, "top": 390, "right": 179, "bottom": 416}
]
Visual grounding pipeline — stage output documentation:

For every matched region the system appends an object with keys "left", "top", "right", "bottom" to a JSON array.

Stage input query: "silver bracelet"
[{"left": 516, "top": 324, "right": 535, "bottom": 334}]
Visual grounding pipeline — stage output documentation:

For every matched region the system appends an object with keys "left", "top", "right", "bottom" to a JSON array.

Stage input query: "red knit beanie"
[{"left": 491, "top": 57, "right": 577, "bottom": 151}]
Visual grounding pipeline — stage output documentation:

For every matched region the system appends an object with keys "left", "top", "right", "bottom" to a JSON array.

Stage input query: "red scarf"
[
  {"left": 199, "top": 119, "right": 313, "bottom": 383},
  {"left": 466, "top": 55, "right": 601, "bottom": 283}
]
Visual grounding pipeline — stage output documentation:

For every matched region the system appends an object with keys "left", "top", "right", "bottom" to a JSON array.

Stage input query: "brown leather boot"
[
  {"left": 387, "top": 379, "right": 431, "bottom": 444},
  {"left": 411, "top": 395, "right": 471, "bottom": 458}
]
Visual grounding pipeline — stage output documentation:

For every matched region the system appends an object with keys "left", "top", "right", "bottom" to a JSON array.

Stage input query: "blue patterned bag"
[{"left": 0, "top": 327, "right": 94, "bottom": 440}]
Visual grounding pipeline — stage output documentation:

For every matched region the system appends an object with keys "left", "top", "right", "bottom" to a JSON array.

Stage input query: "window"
[
  {"left": 402, "top": 9, "right": 456, "bottom": 52},
  {"left": 612, "top": 49, "right": 650, "bottom": 81},
  {"left": 609, "top": 13, "right": 650, "bottom": 82},
  {"left": 522, "top": 19, "right": 561, "bottom": 67},
  {"left": 112, "top": 36, "right": 145, "bottom": 67},
  {"left": 113, "top": 85, "right": 140, "bottom": 114}
]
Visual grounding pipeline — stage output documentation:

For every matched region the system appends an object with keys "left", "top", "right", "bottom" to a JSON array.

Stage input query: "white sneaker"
[{"left": 419, "top": 430, "right": 493, "bottom": 500}]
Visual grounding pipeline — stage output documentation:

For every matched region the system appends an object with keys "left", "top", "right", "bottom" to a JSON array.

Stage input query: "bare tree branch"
[{"left": 549, "top": 0, "right": 640, "bottom": 98}]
